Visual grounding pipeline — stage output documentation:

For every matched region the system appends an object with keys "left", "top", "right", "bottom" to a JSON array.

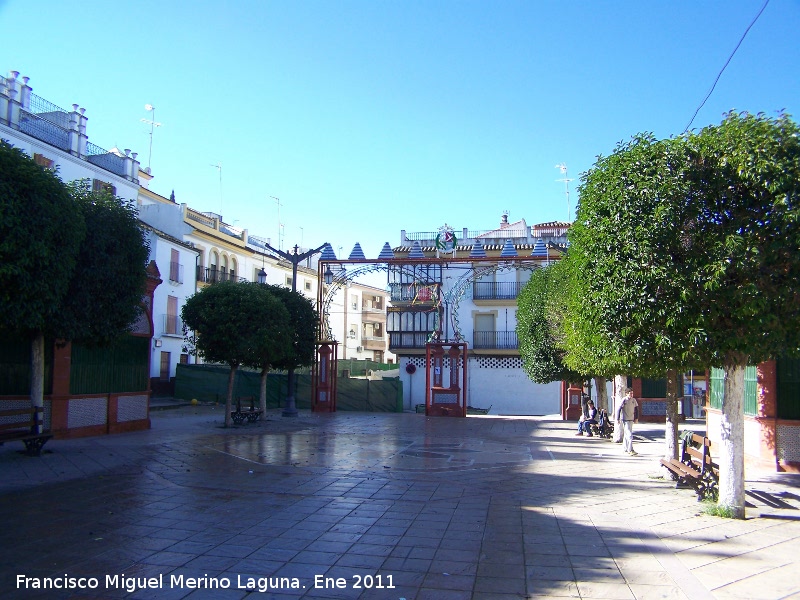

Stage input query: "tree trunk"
[
  {"left": 30, "top": 333, "right": 45, "bottom": 434},
  {"left": 612, "top": 374, "right": 626, "bottom": 442},
  {"left": 665, "top": 368, "right": 680, "bottom": 461},
  {"left": 259, "top": 368, "right": 268, "bottom": 414},
  {"left": 719, "top": 361, "right": 746, "bottom": 518},
  {"left": 225, "top": 364, "right": 237, "bottom": 428},
  {"left": 593, "top": 376, "right": 608, "bottom": 412}
]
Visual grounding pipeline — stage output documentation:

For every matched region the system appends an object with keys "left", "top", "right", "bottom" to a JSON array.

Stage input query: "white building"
[
  {"left": 390, "top": 215, "right": 569, "bottom": 415},
  {"left": 135, "top": 195, "right": 200, "bottom": 394},
  {"left": 138, "top": 183, "right": 393, "bottom": 390},
  {"left": 0, "top": 71, "right": 140, "bottom": 202}
]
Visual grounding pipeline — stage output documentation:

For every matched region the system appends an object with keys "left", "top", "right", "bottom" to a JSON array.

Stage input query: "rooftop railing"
[{"left": 86, "top": 142, "right": 127, "bottom": 177}]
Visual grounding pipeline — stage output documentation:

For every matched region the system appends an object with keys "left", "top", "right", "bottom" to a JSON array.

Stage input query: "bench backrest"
[
  {"left": 682, "top": 433, "right": 715, "bottom": 473},
  {"left": 0, "top": 407, "right": 44, "bottom": 434}
]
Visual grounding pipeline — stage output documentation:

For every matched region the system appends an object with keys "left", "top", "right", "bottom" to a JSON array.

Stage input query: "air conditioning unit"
[{"left": 356, "top": 346, "right": 363, "bottom": 353}]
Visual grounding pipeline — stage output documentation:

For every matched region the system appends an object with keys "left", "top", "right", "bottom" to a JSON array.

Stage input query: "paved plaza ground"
[{"left": 1, "top": 403, "right": 799, "bottom": 600}]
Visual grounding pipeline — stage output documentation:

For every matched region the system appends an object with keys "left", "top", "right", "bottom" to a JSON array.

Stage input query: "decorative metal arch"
[
  {"left": 319, "top": 263, "right": 426, "bottom": 341},
  {"left": 442, "top": 262, "right": 542, "bottom": 342}
]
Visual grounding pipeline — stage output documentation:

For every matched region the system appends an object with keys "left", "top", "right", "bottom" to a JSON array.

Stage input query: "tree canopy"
[
  {"left": 517, "top": 260, "right": 582, "bottom": 384},
  {"left": 1, "top": 144, "right": 150, "bottom": 419},
  {"left": 0, "top": 141, "right": 84, "bottom": 337},
  {"left": 57, "top": 180, "right": 150, "bottom": 345}
]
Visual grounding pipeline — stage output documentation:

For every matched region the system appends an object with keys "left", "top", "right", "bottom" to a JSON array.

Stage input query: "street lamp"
[
  {"left": 257, "top": 267, "right": 267, "bottom": 284},
  {"left": 261, "top": 240, "right": 328, "bottom": 417},
  {"left": 324, "top": 265, "right": 334, "bottom": 285}
]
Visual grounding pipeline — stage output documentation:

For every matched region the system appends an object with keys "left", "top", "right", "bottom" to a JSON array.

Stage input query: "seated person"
[{"left": 575, "top": 400, "right": 598, "bottom": 436}]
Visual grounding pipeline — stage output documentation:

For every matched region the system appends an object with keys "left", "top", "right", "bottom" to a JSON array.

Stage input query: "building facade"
[
  {"left": 138, "top": 185, "right": 393, "bottom": 387},
  {"left": 389, "top": 215, "right": 569, "bottom": 414}
]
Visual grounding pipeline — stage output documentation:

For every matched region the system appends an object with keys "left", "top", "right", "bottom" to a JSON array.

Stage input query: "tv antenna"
[
  {"left": 555, "top": 163, "right": 575, "bottom": 222},
  {"left": 270, "top": 196, "right": 284, "bottom": 251},
  {"left": 211, "top": 162, "right": 223, "bottom": 214},
  {"left": 140, "top": 104, "right": 162, "bottom": 173}
]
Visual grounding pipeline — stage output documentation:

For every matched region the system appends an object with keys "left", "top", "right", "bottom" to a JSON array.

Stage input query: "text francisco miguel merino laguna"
[{"left": 17, "top": 573, "right": 396, "bottom": 593}]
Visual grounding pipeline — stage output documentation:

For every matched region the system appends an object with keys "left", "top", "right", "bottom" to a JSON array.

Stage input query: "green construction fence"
[{"left": 174, "top": 364, "right": 403, "bottom": 412}]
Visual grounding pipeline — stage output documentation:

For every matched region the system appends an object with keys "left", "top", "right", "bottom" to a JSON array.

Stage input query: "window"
[
  {"left": 305, "top": 280, "right": 312, "bottom": 291},
  {"left": 166, "top": 296, "right": 178, "bottom": 335},
  {"left": 34, "top": 153, "right": 54, "bottom": 169},
  {"left": 180, "top": 353, "right": 189, "bottom": 365},
  {"left": 92, "top": 179, "right": 116, "bottom": 196},
  {"left": 169, "top": 249, "right": 181, "bottom": 283},
  {"left": 286, "top": 276, "right": 293, "bottom": 287}
]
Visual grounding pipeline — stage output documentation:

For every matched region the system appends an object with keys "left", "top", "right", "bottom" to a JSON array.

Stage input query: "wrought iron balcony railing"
[
  {"left": 388, "top": 282, "right": 439, "bottom": 303},
  {"left": 473, "top": 281, "right": 521, "bottom": 300},
  {"left": 196, "top": 266, "right": 249, "bottom": 284},
  {"left": 473, "top": 330, "right": 519, "bottom": 350},
  {"left": 388, "top": 331, "right": 434, "bottom": 349}
]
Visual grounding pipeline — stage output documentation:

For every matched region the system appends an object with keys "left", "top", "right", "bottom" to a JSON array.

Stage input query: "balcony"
[
  {"left": 389, "top": 331, "right": 434, "bottom": 349},
  {"left": 473, "top": 281, "right": 521, "bottom": 301},
  {"left": 388, "top": 282, "right": 439, "bottom": 303},
  {"left": 162, "top": 314, "right": 183, "bottom": 337},
  {"left": 473, "top": 331, "right": 518, "bottom": 350},
  {"left": 196, "top": 266, "right": 249, "bottom": 285},
  {"left": 362, "top": 336, "right": 386, "bottom": 351}
]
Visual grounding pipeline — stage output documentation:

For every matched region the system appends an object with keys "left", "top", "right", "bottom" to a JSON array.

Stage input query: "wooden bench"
[
  {"left": 0, "top": 406, "right": 53, "bottom": 456},
  {"left": 231, "top": 397, "right": 263, "bottom": 424},
  {"left": 660, "top": 433, "right": 719, "bottom": 500}
]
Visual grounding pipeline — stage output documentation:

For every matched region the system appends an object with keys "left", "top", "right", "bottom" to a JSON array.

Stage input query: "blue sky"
[{"left": 3, "top": 0, "right": 798, "bottom": 260}]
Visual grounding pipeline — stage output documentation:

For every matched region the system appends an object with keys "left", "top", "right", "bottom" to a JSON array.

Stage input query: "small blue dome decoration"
[
  {"left": 531, "top": 239, "right": 547, "bottom": 257},
  {"left": 349, "top": 243, "right": 366, "bottom": 260},
  {"left": 469, "top": 239, "right": 487, "bottom": 258},
  {"left": 408, "top": 241, "right": 426, "bottom": 259},
  {"left": 320, "top": 243, "right": 338, "bottom": 260},
  {"left": 499, "top": 239, "right": 518, "bottom": 258},
  {"left": 378, "top": 242, "right": 395, "bottom": 260}
]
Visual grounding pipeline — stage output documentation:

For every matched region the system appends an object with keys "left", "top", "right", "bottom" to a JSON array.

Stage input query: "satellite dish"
[{"left": 145, "top": 104, "right": 154, "bottom": 111}]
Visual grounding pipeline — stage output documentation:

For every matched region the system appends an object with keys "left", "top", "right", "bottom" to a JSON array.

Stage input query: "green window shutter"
[
  {"left": 777, "top": 358, "right": 800, "bottom": 420},
  {"left": 709, "top": 368, "right": 725, "bottom": 410},
  {"left": 744, "top": 365, "right": 758, "bottom": 416}
]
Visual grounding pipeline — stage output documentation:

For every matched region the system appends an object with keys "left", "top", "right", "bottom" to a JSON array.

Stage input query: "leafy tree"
[
  {"left": 683, "top": 112, "right": 800, "bottom": 516},
  {"left": 567, "top": 133, "right": 699, "bottom": 459},
  {"left": 269, "top": 285, "right": 317, "bottom": 415},
  {"left": 518, "top": 257, "right": 611, "bottom": 411},
  {"left": 241, "top": 285, "right": 293, "bottom": 414},
  {"left": 567, "top": 112, "right": 800, "bottom": 518},
  {"left": 182, "top": 282, "right": 268, "bottom": 426},
  {"left": 1, "top": 148, "right": 150, "bottom": 424},
  {"left": 518, "top": 261, "right": 577, "bottom": 384},
  {"left": 0, "top": 142, "right": 84, "bottom": 417},
  {"left": 57, "top": 180, "right": 150, "bottom": 345}
]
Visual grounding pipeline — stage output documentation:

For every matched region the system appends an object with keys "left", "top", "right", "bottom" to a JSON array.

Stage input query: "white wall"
[
  {"left": 398, "top": 356, "right": 560, "bottom": 415},
  {"left": 0, "top": 128, "right": 139, "bottom": 202}
]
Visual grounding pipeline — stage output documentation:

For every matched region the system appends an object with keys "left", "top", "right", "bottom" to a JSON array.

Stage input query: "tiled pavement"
[{"left": 1, "top": 405, "right": 799, "bottom": 599}]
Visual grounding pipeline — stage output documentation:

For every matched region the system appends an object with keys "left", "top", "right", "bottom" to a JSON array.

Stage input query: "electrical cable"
[{"left": 683, "top": 0, "right": 770, "bottom": 133}]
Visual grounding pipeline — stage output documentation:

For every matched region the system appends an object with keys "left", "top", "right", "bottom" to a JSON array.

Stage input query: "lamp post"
[{"left": 261, "top": 241, "right": 327, "bottom": 417}]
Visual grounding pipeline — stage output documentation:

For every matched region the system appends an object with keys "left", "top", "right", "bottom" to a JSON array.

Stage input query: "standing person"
[{"left": 616, "top": 388, "right": 639, "bottom": 455}]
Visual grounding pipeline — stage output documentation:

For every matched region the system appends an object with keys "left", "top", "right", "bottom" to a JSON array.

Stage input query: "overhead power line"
[{"left": 683, "top": 0, "right": 770, "bottom": 133}]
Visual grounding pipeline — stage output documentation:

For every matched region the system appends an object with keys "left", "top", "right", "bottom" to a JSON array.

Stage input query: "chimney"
[{"left": 500, "top": 211, "right": 509, "bottom": 228}]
